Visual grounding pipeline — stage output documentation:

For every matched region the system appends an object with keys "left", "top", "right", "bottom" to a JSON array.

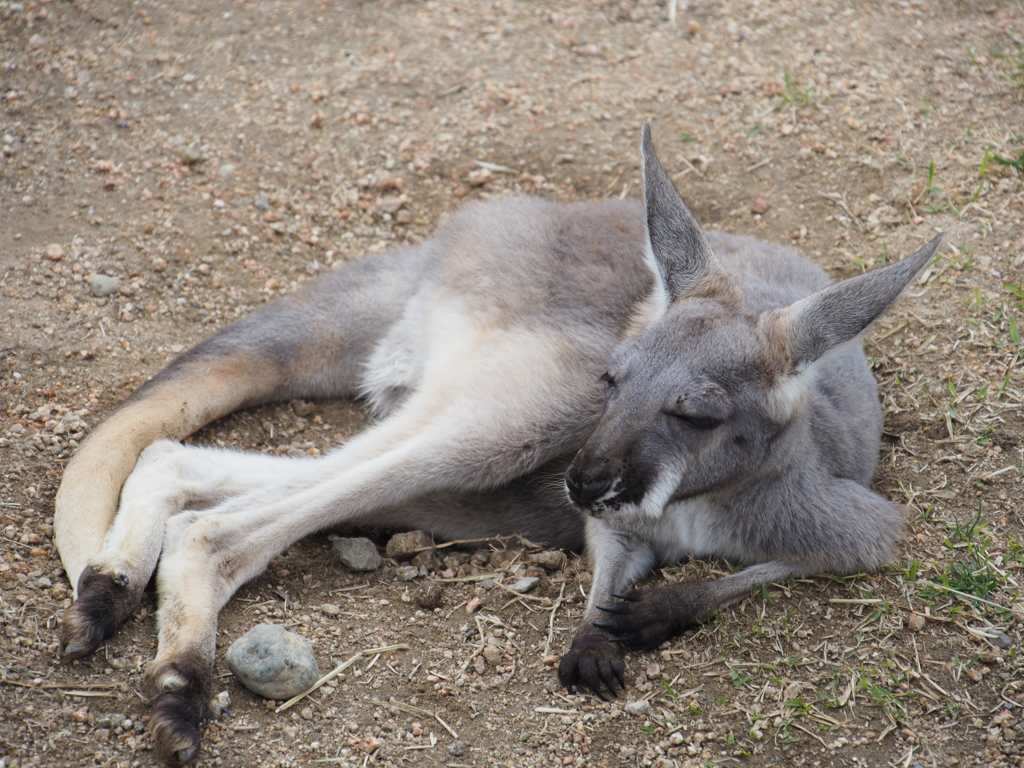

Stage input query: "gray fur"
[{"left": 558, "top": 126, "right": 941, "bottom": 695}]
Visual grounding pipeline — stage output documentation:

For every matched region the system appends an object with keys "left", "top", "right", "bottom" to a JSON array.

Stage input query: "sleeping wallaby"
[{"left": 53, "top": 122, "right": 940, "bottom": 764}]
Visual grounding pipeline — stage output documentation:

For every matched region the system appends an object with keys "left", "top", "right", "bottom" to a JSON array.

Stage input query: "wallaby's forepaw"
[
  {"left": 144, "top": 654, "right": 213, "bottom": 766},
  {"left": 60, "top": 566, "right": 145, "bottom": 658},
  {"left": 594, "top": 584, "right": 706, "bottom": 651},
  {"left": 558, "top": 624, "right": 625, "bottom": 699}
]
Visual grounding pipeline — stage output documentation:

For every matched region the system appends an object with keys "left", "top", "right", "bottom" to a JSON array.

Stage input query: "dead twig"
[
  {"left": 543, "top": 582, "right": 566, "bottom": 658},
  {"left": 370, "top": 698, "right": 459, "bottom": 739}
]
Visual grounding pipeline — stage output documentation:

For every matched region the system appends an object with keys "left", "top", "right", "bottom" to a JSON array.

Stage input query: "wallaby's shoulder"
[
  {"left": 431, "top": 196, "right": 653, "bottom": 334},
  {"left": 705, "top": 230, "right": 831, "bottom": 313}
]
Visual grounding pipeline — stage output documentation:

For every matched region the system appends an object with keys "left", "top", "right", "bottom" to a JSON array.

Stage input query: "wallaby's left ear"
[
  {"left": 764, "top": 234, "right": 944, "bottom": 371},
  {"left": 640, "top": 122, "right": 721, "bottom": 303}
]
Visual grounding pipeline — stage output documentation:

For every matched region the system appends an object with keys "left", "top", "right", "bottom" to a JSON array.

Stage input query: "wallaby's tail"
[{"left": 55, "top": 245, "right": 431, "bottom": 599}]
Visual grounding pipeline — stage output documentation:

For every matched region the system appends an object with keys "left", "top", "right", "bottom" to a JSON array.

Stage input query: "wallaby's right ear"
[
  {"left": 764, "top": 234, "right": 944, "bottom": 372},
  {"left": 640, "top": 122, "right": 721, "bottom": 304}
]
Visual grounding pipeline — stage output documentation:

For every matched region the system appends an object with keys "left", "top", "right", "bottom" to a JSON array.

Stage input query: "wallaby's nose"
[{"left": 565, "top": 472, "right": 613, "bottom": 508}]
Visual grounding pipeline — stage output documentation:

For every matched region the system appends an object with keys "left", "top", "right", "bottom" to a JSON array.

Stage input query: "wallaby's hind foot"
[
  {"left": 60, "top": 565, "right": 146, "bottom": 658},
  {"left": 144, "top": 654, "right": 213, "bottom": 766}
]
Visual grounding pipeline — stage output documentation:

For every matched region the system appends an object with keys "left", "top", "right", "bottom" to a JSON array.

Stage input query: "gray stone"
[
  {"left": 90, "top": 274, "right": 118, "bottom": 297},
  {"left": 625, "top": 699, "right": 650, "bottom": 716},
  {"left": 180, "top": 144, "right": 205, "bottom": 165},
  {"left": 385, "top": 530, "right": 433, "bottom": 560},
  {"left": 225, "top": 624, "right": 319, "bottom": 700},
  {"left": 989, "top": 629, "right": 1014, "bottom": 649},
  {"left": 395, "top": 564, "right": 420, "bottom": 581},
  {"left": 333, "top": 537, "right": 382, "bottom": 572},
  {"left": 508, "top": 576, "right": 539, "bottom": 594}
]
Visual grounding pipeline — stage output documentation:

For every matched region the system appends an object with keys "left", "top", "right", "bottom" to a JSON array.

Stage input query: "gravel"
[{"left": 1, "top": 1, "right": 1021, "bottom": 767}]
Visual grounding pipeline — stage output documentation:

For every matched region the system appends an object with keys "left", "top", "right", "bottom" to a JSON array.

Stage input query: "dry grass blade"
[
  {"left": 543, "top": 582, "right": 566, "bottom": 658},
  {"left": 276, "top": 644, "right": 408, "bottom": 713},
  {"left": 370, "top": 698, "right": 459, "bottom": 739}
]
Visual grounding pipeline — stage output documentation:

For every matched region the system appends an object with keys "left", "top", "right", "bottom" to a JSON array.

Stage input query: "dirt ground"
[{"left": 2, "top": 0, "right": 1023, "bottom": 766}]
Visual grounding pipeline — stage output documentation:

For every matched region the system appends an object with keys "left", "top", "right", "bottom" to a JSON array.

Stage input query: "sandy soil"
[{"left": 1, "top": 1, "right": 1023, "bottom": 767}]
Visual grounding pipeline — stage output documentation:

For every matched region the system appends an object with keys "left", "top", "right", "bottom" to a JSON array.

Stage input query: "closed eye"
[{"left": 671, "top": 413, "right": 721, "bottom": 431}]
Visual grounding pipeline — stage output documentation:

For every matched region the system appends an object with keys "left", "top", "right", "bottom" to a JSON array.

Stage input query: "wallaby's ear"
[
  {"left": 765, "top": 234, "right": 944, "bottom": 371},
  {"left": 640, "top": 122, "right": 721, "bottom": 303}
]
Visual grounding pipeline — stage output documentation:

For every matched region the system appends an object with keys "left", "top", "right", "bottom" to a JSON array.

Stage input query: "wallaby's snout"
[
  {"left": 565, "top": 442, "right": 625, "bottom": 514},
  {"left": 565, "top": 399, "right": 661, "bottom": 517},
  {"left": 564, "top": 467, "right": 613, "bottom": 513}
]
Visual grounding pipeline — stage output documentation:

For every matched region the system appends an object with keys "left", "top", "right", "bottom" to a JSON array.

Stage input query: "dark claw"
[
  {"left": 558, "top": 624, "right": 627, "bottom": 700},
  {"left": 63, "top": 644, "right": 87, "bottom": 659},
  {"left": 611, "top": 591, "right": 632, "bottom": 600}
]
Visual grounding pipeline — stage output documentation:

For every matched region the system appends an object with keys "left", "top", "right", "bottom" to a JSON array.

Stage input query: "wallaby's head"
[{"left": 564, "top": 123, "right": 943, "bottom": 520}]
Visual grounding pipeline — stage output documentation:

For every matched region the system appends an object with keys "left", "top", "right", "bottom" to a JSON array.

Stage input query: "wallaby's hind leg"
[
  {"left": 62, "top": 440, "right": 310, "bottom": 658},
  {"left": 57, "top": 246, "right": 430, "bottom": 659},
  {"left": 143, "top": 328, "right": 595, "bottom": 764}
]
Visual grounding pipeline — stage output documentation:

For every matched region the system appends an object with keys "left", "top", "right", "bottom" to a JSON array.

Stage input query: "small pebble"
[
  {"left": 396, "top": 564, "right": 420, "bottom": 581},
  {"left": 988, "top": 629, "right": 1014, "bottom": 649},
  {"left": 907, "top": 613, "right": 926, "bottom": 632},
  {"left": 291, "top": 399, "right": 313, "bottom": 417},
  {"left": 625, "top": 699, "right": 650, "bottom": 716},
  {"left": 180, "top": 144, "right": 205, "bottom": 164},
  {"left": 225, "top": 624, "right": 319, "bottom": 700},
  {"left": 90, "top": 274, "right": 118, "bottom": 297},
  {"left": 508, "top": 576, "right": 539, "bottom": 594},
  {"left": 44, "top": 243, "right": 64, "bottom": 261},
  {"left": 333, "top": 537, "right": 382, "bottom": 572},
  {"left": 385, "top": 530, "right": 433, "bottom": 560}
]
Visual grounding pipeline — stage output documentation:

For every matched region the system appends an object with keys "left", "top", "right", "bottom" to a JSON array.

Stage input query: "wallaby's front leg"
[
  {"left": 558, "top": 518, "right": 655, "bottom": 697},
  {"left": 593, "top": 560, "right": 804, "bottom": 650}
]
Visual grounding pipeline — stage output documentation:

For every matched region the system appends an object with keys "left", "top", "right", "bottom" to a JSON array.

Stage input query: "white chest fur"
[{"left": 616, "top": 496, "right": 748, "bottom": 567}]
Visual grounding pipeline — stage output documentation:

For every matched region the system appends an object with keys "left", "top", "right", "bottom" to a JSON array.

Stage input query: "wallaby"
[{"left": 53, "top": 123, "right": 941, "bottom": 765}]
